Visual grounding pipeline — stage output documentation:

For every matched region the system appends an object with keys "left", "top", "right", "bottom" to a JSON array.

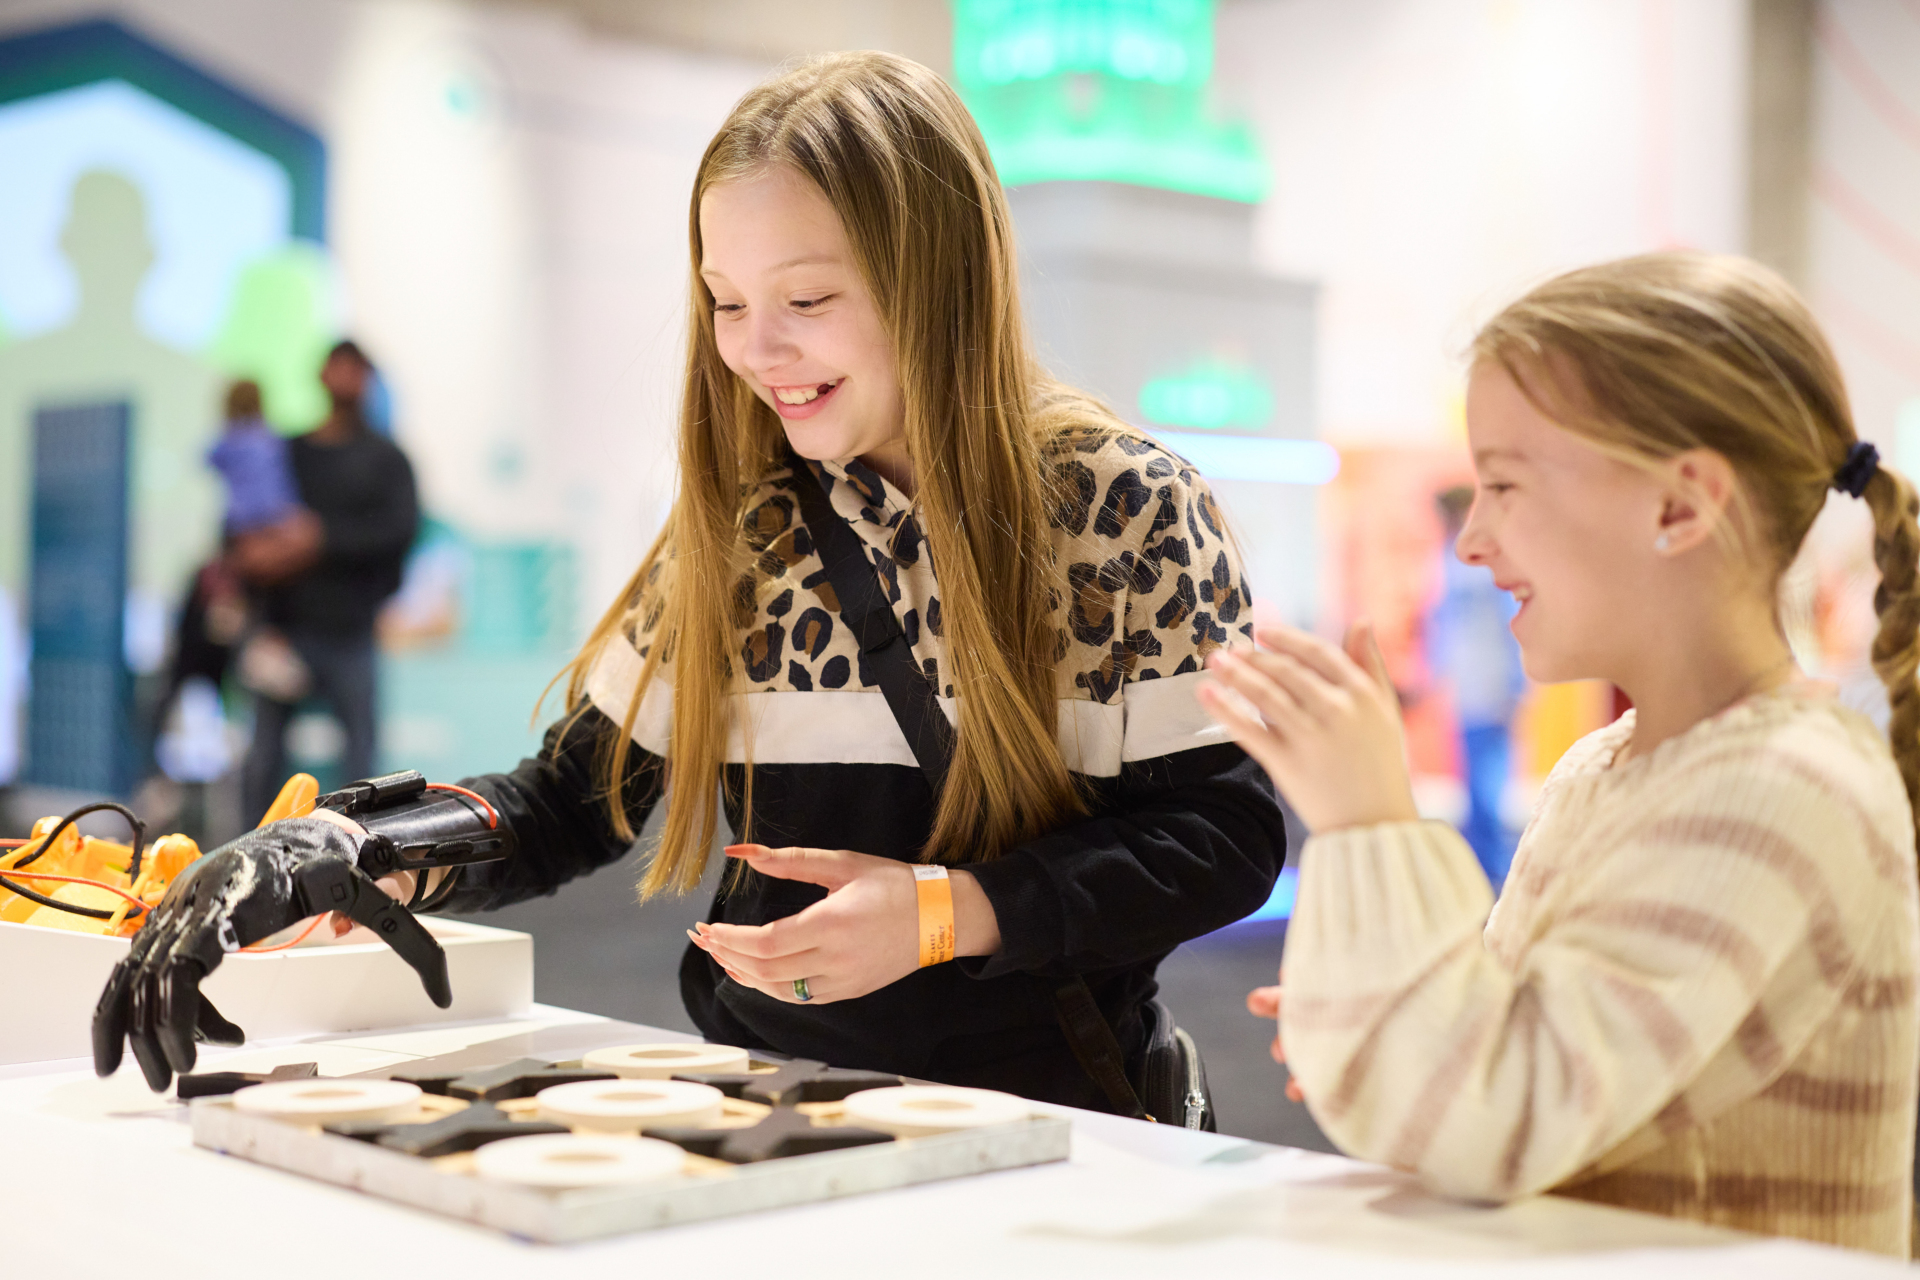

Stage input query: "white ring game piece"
[
  {"left": 474, "top": 1133, "right": 686, "bottom": 1188},
  {"left": 535, "top": 1078, "right": 725, "bottom": 1133},
  {"left": 841, "top": 1086, "right": 1029, "bottom": 1137},
  {"left": 581, "top": 1043, "right": 751, "bottom": 1078},
  {"left": 232, "top": 1078, "right": 422, "bottom": 1127}
]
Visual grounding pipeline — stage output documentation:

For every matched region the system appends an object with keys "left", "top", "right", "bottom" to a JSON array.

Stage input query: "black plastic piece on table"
[
  {"left": 649, "top": 1106, "right": 894, "bottom": 1164},
  {"left": 674, "top": 1058, "right": 901, "bottom": 1107},
  {"left": 176, "top": 1061, "right": 319, "bottom": 1099},
  {"left": 328, "top": 1100, "right": 570, "bottom": 1157},
  {"left": 393, "top": 1056, "right": 617, "bottom": 1102}
]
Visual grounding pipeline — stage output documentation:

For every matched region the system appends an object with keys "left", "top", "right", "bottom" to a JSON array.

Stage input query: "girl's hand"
[
  {"left": 1197, "top": 621, "right": 1420, "bottom": 833},
  {"left": 689, "top": 844, "right": 1000, "bottom": 1005},
  {"left": 1247, "top": 980, "right": 1305, "bottom": 1102}
]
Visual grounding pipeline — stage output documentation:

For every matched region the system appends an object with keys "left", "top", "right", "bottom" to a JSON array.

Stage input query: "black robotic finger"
[
  {"left": 91, "top": 912, "right": 171, "bottom": 1078},
  {"left": 358, "top": 899, "right": 452, "bottom": 1008},
  {"left": 91, "top": 956, "right": 136, "bottom": 1077},
  {"left": 157, "top": 890, "right": 256, "bottom": 1070},
  {"left": 159, "top": 955, "right": 210, "bottom": 1074},
  {"left": 194, "top": 994, "right": 245, "bottom": 1047},
  {"left": 296, "top": 859, "right": 453, "bottom": 1008},
  {"left": 127, "top": 972, "right": 174, "bottom": 1092}
]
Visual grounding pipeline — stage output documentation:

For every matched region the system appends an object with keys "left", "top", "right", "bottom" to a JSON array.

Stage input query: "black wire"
[
  {"left": 0, "top": 873, "right": 146, "bottom": 920},
  {"left": 14, "top": 801, "right": 147, "bottom": 880}
]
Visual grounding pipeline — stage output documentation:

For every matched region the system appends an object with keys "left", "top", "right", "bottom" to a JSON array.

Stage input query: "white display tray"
[{"left": 0, "top": 915, "right": 533, "bottom": 1066}]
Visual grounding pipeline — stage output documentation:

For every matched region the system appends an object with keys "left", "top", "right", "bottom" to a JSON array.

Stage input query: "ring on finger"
[{"left": 792, "top": 977, "right": 813, "bottom": 1002}]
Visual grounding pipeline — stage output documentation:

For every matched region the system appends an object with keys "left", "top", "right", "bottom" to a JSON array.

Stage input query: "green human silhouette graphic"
[{"left": 0, "top": 169, "right": 222, "bottom": 617}]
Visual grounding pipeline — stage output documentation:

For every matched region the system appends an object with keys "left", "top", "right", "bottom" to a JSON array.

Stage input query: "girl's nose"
[
  {"left": 1454, "top": 503, "right": 1493, "bottom": 565},
  {"left": 741, "top": 310, "right": 797, "bottom": 373}
]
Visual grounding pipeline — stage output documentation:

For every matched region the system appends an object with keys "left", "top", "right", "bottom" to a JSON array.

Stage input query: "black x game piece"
[
  {"left": 327, "top": 1100, "right": 569, "bottom": 1158},
  {"left": 177, "top": 1061, "right": 319, "bottom": 1099},
  {"left": 392, "top": 1056, "right": 615, "bottom": 1102},
  {"left": 650, "top": 1105, "right": 893, "bottom": 1164},
  {"left": 676, "top": 1058, "right": 900, "bottom": 1107}
]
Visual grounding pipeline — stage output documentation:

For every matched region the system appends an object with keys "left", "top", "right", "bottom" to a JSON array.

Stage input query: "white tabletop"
[{"left": 8, "top": 1006, "right": 1909, "bottom": 1278}]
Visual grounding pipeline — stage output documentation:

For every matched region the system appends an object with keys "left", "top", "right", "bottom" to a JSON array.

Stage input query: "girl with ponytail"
[{"left": 1204, "top": 252, "right": 1920, "bottom": 1255}]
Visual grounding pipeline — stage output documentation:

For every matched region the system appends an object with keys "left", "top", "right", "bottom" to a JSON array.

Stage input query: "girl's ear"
[{"left": 1654, "top": 448, "right": 1737, "bottom": 555}]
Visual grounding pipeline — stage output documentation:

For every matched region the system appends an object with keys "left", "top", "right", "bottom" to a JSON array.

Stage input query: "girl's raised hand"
[{"left": 1198, "top": 621, "right": 1420, "bottom": 833}]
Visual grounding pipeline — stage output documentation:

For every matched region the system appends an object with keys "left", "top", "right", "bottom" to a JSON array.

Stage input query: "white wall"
[
  {"left": 1218, "top": 0, "right": 1751, "bottom": 444},
  {"left": 1807, "top": 0, "right": 1920, "bottom": 459}
]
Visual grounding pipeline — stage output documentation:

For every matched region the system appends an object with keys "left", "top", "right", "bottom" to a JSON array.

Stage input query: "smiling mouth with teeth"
[{"left": 773, "top": 379, "right": 841, "bottom": 405}]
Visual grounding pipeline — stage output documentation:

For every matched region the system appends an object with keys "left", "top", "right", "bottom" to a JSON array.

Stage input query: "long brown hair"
[
  {"left": 1472, "top": 251, "right": 1920, "bottom": 839},
  {"left": 562, "top": 51, "right": 1112, "bottom": 896}
]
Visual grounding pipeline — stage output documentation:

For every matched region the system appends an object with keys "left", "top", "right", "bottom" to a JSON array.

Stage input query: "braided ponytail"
[{"left": 1864, "top": 466, "right": 1920, "bottom": 822}]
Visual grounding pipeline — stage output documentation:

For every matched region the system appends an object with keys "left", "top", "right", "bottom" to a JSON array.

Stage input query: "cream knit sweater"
[{"left": 1281, "top": 686, "right": 1920, "bottom": 1256}]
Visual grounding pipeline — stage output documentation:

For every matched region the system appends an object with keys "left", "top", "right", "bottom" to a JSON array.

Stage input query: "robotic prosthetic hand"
[{"left": 92, "top": 771, "right": 513, "bottom": 1091}]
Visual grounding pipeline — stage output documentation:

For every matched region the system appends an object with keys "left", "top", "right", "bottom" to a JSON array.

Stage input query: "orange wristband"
[{"left": 913, "top": 865, "right": 955, "bottom": 967}]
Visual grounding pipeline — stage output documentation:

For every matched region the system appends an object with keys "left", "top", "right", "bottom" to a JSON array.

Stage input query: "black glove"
[{"left": 91, "top": 816, "right": 452, "bottom": 1092}]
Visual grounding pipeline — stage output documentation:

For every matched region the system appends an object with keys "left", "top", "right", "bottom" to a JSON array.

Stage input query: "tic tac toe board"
[{"left": 188, "top": 1037, "right": 1071, "bottom": 1243}]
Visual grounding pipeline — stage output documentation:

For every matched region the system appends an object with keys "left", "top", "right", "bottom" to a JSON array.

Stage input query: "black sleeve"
[
  {"left": 322, "top": 447, "right": 419, "bottom": 567},
  {"left": 438, "top": 703, "right": 665, "bottom": 913},
  {"left": 957, "top": 742, "right": 1285, "bottom": 979}
]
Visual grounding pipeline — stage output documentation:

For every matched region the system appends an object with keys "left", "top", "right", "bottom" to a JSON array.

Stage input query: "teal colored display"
[
  {"left": 953, "top": 0, "right": 1269, "bottom": 202},
  {"left": 1139, "top": 357, "right": 1273, "bottom": 430}
]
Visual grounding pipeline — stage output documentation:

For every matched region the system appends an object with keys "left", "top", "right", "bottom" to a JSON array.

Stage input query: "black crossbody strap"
[
  {"left": 791, "top": 456, "right": 1150, "bottom": 1122},
  {"left": 788, "top": 460, "right": 954, "bottom": 792},
  {"left": 1051, "top": 977, "right": 1154, "bottom": 1120}
]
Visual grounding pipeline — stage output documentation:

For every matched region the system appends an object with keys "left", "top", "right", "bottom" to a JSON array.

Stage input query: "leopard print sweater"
[{"left": 585, "top": 428, "right": 1256, "bottom": 777}]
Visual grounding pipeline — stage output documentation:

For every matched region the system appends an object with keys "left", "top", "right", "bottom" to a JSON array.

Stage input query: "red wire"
[
  {"left": 0, "top": 869, "right": 150, "bottom": 912},
  {"left": 425, "top": 782, "right": 498, "bottom": 829},
  {"left": 241, "top": 915, "right": 328, "bottom": 953},
  {"left": 0, "top": 839, "right": 28, "bottom": 847}
]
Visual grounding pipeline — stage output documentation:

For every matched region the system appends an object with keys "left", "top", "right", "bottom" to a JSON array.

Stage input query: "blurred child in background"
[
  {"left": 199, "top": 379, "right": 312, "bottom": 705},
  {"left": 208, "top": 379, "right": 296, "bottom": 539}
]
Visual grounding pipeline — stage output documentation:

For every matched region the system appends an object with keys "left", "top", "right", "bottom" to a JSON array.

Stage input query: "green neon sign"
[
  {"left": 954, "top": 0, "right": 1269, "bottom": 203},
  {"left": 961, "top": 0, "right": 1211, "bottom": 88},
  {"left": 1138, "top": 358, "right": 1274, "bottom": 430}
]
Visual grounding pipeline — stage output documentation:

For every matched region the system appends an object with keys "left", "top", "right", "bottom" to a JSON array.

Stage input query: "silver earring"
[{"left": 1654, "top": 532, "right": 1672, "bottom": 552}]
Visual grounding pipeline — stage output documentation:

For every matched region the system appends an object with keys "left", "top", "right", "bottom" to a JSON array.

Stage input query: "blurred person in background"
[
  {"left": 233, "top": 341, "right": 418, "bottom": 819},
  {"left": 150, "top": 379, "right": 288, "bottom": 818},
  {"left": 1427, "top": 483, "right": 1526, "bottom": 882},
  {"left": 162, "top": 380, "right": 290, "bottom": 718},
  {"left": 209, "top": 378, "right": 299, "bottom": 538}
]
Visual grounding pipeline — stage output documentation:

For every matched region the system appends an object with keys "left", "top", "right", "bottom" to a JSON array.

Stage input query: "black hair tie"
[{"left": 1833, "top": 441, "right": 1880, "bottom": 499}]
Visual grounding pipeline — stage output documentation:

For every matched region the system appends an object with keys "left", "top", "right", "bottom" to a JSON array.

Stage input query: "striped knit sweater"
[{"left": 1281, "top": 685, "right": 1920, "bottom": 1256}]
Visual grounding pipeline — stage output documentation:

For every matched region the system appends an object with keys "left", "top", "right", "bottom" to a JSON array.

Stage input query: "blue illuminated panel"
[{"left": 26, "top": 400, "right": 133, "bottom": 795}]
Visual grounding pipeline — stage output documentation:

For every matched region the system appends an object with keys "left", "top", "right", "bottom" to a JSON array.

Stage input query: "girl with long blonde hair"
[
  {"left": 494, "top": 49, "right": 1284, "bottom": 1110},
  {"left": 93, "top": 51, "right": 1284, "bottom": 1109},
  {"left": 1204, "top": 252, "right": 1920, "bottom": 1254}
]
